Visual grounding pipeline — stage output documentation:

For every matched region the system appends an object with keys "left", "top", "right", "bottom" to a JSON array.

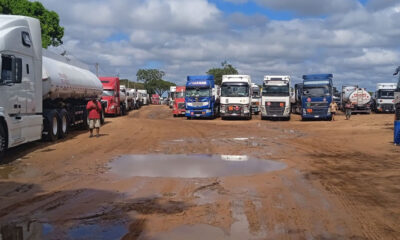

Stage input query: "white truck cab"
[
  {"left": 374, "top": 83, "right": 397, "bottom": 113},
  {"left": 261, "top": 75, "right": 291, "bottom": 120},
  {"left": 220, "top": 75, "right": 252, "bottom": 120}
]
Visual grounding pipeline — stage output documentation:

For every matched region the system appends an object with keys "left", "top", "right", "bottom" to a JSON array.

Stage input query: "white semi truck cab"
[
  {"left": 220, "top": 75, "right": 252, "bottom": 120},
  {"left": 374, "top": 83, "right": 397, "bottom": 113},
  {"left": 0, "top": 15, "right": 103, "bottom": 159},
  {"left": 261, "top": 75, "right": 291, "bottom": 120}
]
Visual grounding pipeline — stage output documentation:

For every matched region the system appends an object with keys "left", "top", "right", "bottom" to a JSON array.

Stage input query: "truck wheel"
[
  {"left": 81, "top": 109, "right": 90, "bottom": 130},
  {"left": 58, "top": 109, "right": 69, "bottom": 139},
  {"left": 248, "top": 113, "right": 252, "bottom": 120},
  {"left": 0, "top": 123, "right": 7, "bottom": 160},
  {"left": 100, "top": 110, "right": 105, "bottom": 124},
  {"left": 45, "top": 110, "right": 60, "bottom": 141}
]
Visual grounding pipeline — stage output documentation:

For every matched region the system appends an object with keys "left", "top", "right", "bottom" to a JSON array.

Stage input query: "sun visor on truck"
[{"left": 302, "top": 74, "right": 333, "bottom": 80}]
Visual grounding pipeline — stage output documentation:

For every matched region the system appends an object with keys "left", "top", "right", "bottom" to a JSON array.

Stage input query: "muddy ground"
[{"left": 0, "top": 105, "right": 399, "bottom": 240}]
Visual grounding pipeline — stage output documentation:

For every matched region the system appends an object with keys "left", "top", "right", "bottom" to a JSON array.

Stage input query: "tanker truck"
[
  {"left": 0, "top": 15, "right": 104, "bottom": 159},
  {"left": 341, "top": 85, "right": 372, "bottom": 114}
]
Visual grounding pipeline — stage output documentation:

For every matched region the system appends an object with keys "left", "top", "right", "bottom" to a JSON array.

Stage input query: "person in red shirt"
[{"left": 86, "top": 98, "right": 102, "bottom": 138}]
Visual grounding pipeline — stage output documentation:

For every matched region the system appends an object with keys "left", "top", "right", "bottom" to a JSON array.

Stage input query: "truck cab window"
[
  {"left": 0, "top": 56, "right": 23, "bottom": 84},
  {"left": 1, "top": 55, "right": 13, "bottom": 83}
]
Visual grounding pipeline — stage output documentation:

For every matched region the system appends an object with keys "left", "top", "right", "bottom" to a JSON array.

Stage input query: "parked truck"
[
  {"left": 251, "top": 83, "right": 261, "bottom": 115},
  {"left": 373, "top": 83, "right": 397, "bottom": 113},
  {"left": 120, "top": 85, "right": 134, "bottom": 111},
  {"left": 185, "top": 75, "right": 220, "bottom": 119},
  {"left": 394, "top": 67, "right": 400, "bottom": 121},
  {"left": 138, "top": 90, "right": 149, "bottom": 105},
  {"left": 261, "top": 75, "right": 291, "bottom": 120},
  {"left": 169, "top": 86, "right": 176, "bottom": 109},
  {"left": 291, "top": 83, "right": 303, "bottom": 114},
  {"left": 173, "top": 86, "right": 186, "bottom": 117},
  {"left": 128, "top": 88, "right": 139, "bottom": 109},
  {"left": 100, "top": 77, "right": 124, "bottom": 116},
  {"left": 301, "top": 74, "right": 333, "bottom": 120},
  {"left": 220, "top": 75, "right": 252, "bottom": 120},
  {"left": 0, "top": 15, "right": 104, "bottom": 158},
  {"left": 151, "top": 94, "right": 160, "bottom": 105},
  {"left": 341, "top": 85, "right": 371, "bottom": 114}
]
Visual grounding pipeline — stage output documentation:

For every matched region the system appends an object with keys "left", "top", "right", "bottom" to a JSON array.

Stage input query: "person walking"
[
  {"left": 329, "top": 100, "right": 338, "bottom": 121},
  {"left": 86, "top": 98, "right": 102, "bottom": 138},
  {"left": 345, "top": 100, "right": 353, "bottom": 120}
]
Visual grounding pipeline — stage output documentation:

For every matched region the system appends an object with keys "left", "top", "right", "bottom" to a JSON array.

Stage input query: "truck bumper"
[
  {"left": 173, "top": 109, "right": 186, "bottom": 115},
  {"left": 251, "top": 106, "right": 259, "bottom": 112},
  {"left": 185, "top": 109, "right": 213, "bottom": 118}
]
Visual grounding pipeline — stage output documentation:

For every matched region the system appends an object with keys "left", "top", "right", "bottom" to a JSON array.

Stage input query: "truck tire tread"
[{"left": 0, "top": 123, "right": 7, "bottom": 161}]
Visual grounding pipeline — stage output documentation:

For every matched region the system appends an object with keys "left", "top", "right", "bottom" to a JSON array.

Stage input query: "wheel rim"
[
  {"left": 62, "top": 115, "right": 67, "bottom": 133},
  {"left": 52, "top": 116, "right": 58, "bottom": 136}
]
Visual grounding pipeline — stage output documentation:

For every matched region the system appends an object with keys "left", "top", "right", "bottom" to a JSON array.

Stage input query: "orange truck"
[{"left": 173, "top": 86, "right": 186, "bottom": 117}]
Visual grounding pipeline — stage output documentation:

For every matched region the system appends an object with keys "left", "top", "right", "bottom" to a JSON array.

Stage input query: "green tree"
[
  {"left": 136, "top": 69, "right": 176, "bottom": 95},
  {"left": 207, "top": 61, "right": 239, "bottom": 85},
  {"left": 0, "top": 0, "right": 64, "bottom": 48}
]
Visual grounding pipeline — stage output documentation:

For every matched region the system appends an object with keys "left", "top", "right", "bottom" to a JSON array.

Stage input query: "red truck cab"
[
  {"left": 173, "top": 86, "right": 186, "bottom": 117},
  {"left": 151, "top": 94, "right": 161, "bottom": 105},
  {"left": 100, "top": 77, "right": 121, "bottom": 116}
]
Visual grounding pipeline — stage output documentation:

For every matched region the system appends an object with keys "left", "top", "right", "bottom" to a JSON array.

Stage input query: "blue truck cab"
[
  {"left": 185, "top": 75, "right": 220, "bottom": 119},
  {"left": 301, "top": 74, "right": 333, "bottom": 120}
]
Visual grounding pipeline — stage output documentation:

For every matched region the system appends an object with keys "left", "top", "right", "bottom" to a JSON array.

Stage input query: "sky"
[{"left": 41, "top": 0, "right": 400, "bottom": 89}]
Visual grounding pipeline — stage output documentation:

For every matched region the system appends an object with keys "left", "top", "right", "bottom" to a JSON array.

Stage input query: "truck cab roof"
[
  {"left": 222, "top": 75, "right": 251, "bottom": 84},
  {"left": 303, "top": 74, "right": 333, "bottom": 80}
]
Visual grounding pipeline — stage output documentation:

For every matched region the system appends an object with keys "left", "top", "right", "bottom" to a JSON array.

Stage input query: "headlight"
[
  {"left": 202, "top": 102, "right": 209, "bottom": 106},
  {"left": 187, "top": 102, "right": 193, "bottom": 107},
  {"left": 303, "top": 109, "right": 306, "bottom": 115}
]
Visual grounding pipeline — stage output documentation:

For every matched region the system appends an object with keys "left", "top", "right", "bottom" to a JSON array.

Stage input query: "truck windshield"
[
  {"left": 176, "top": 92, "right": 185, "bottom": 98},
  {"left": 252, "top": 88, "right": 260, "bottom": 98},
  {"left": 221, "top": 84, "right": 249, "bottom": 97},
  {"left": 102, "top": 90, "right": 114, "bottom": 96},
  {"left": 186, "top": 88, "right": 210, "bottom": 97},
  {"left": 262, "top": 85, "right": 289, "bottom": 96},
  {"left": 303, "top": 86, "right": 330, "bottom": 97},
  {"left": 378, "top": 90, "right": 394, "bottom": 99}
]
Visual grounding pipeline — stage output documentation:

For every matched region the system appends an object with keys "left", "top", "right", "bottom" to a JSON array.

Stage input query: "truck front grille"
[
  {"left": 178, "top": 103, "right": 185, "bottom": 109},
  {"left": 227, "top": 105, "right": 242, "bottom": 114},
  {"left": 266, "top": 102, "right": 285, "bottom": 116}
]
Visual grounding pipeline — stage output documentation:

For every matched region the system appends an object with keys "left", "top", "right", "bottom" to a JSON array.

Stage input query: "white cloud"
[{"left": 39, "top": 0, "right": 400, "bottom": 89}]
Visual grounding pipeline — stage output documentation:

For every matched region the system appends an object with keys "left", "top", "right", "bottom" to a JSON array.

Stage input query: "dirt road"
[{"left": 0, "top": 105, "right": 399, "bottom": 239}]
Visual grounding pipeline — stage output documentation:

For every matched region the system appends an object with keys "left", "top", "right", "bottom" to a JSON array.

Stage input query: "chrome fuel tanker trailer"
[
  {"left": 341, "top": 85, "right": 372, "bottom": 114},
  {"left": 0, "top": 15, "right": 104, "bottom": 159}
]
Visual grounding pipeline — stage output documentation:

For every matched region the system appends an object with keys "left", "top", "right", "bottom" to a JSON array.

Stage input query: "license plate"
[{"left": 314, "top": 115, "right": 320, "bottom": 118}]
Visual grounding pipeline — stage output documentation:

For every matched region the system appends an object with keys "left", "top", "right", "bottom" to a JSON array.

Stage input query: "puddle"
[
  {"left": 0, "top": 222, "right": 52, "bottom": 240},
  {"left": 68, "top": 223, "right": 127, "bottom": 240},
  {"left": 0, "top": 222, "right": 127, "bottom": 240},
  {"left": 108, "top": 154, "right": 286, "bottom": 178},
  {"left": 150, "top": 224, "right": 229, "bottom": 240},
  {"left": 0, "top": 164, "right": 41, "bottom": 179}
]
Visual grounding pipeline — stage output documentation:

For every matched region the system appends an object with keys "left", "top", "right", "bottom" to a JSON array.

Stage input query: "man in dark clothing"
[{"left": 86, "top": 98, "right": 102, "bottom": 138}]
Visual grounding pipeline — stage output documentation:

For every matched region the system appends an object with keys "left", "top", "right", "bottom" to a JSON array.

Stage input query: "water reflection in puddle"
[{"left": 108, "top": 154, "right": 286, "bottom": 178}]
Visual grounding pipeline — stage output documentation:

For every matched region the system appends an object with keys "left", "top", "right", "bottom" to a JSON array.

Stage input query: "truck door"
[{"left": 0, "top": 54, "right": 25, "bottom": 145}]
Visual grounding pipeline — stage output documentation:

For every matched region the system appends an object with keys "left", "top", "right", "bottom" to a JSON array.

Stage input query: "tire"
[
  {"left": 100, "top": 110, "right": 105, "bottom": 124},
  {"left": 45, "top": 110, "right": 60, "bottom": 141},
  {"left": 58, "top": 109, "right": 69, "bottom": 139},
  {"left": 186, "top": 117, "right": 191, "bottom": 120},
  {"left": 248, "top": 113, "right": 252, "bottom": 120},
  {"left": 0, "top": 123, "right": 7, "bottom": 160},
  {"left": 255, "top": 112, "right": 259, "bottom": 115},
  {"left": 173, "top": 114, "right": 177, "bottom": 118},
  {"left": 81, "top": 109, "right": 90, "bottom": 130}
]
